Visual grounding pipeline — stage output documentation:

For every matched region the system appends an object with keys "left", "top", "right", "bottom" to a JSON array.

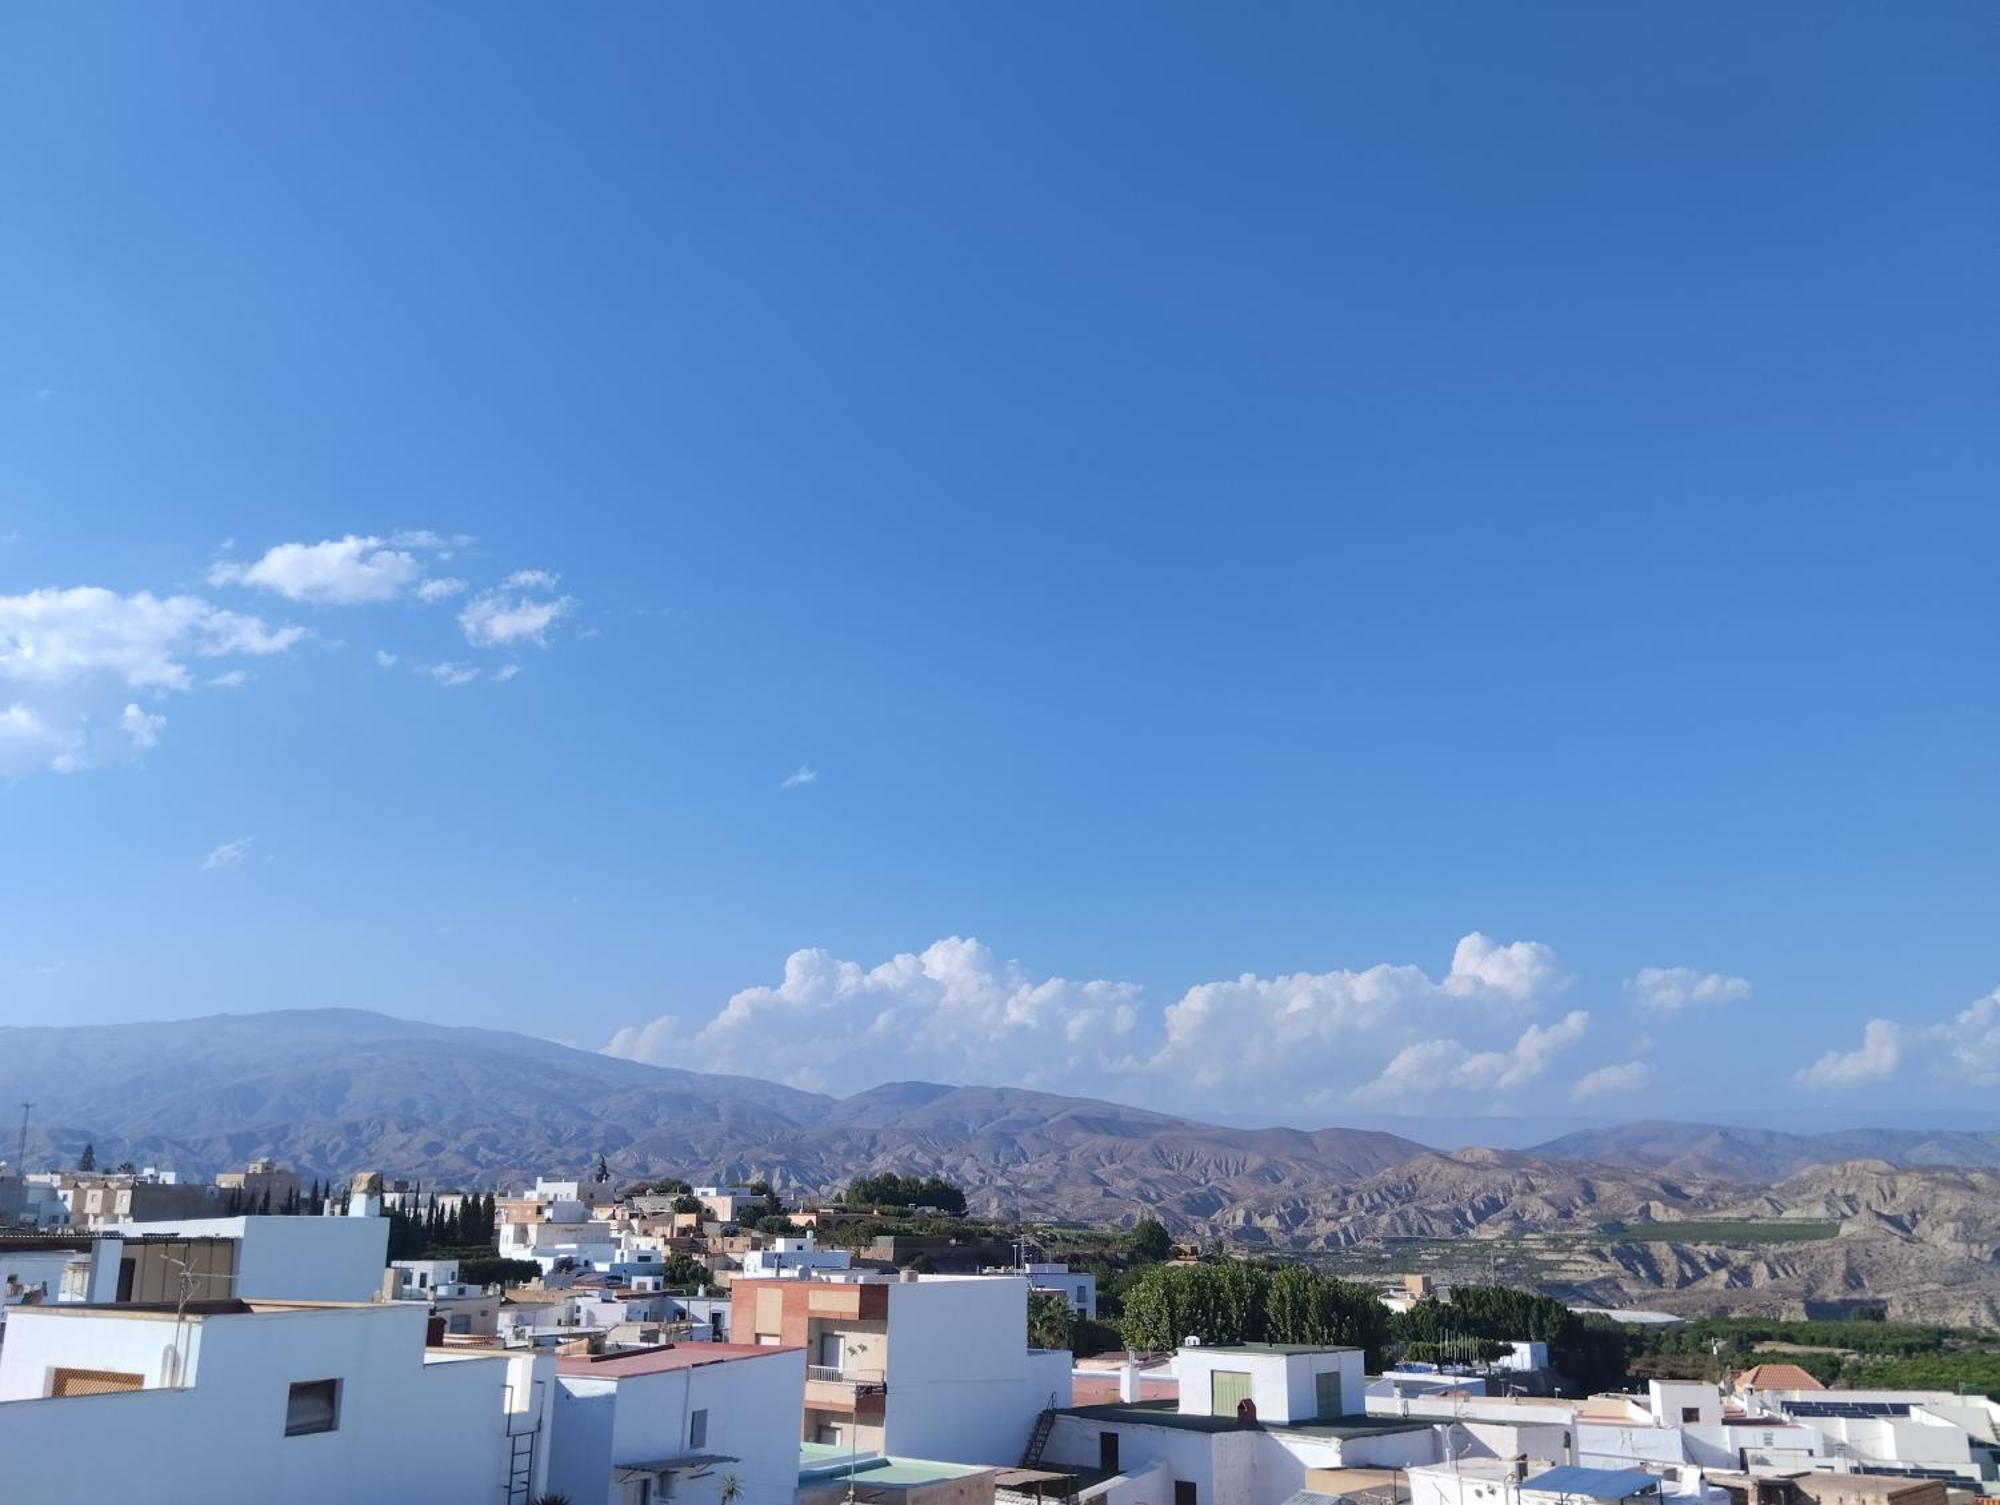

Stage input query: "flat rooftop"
[
  {"left": 800, "top": 1444, "right": 993, "bottom": 1487},
  {"left": 1063, "top": 1400, "right": 1428, "bottom": 1440},
  {"left": 557, "top": 1342, "right": 800, "bottom": 1378},
  {"left": 1187, "top": 1343, "right": 1361, "bottom": 1357}
]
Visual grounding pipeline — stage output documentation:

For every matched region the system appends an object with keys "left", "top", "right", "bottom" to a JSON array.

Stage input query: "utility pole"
[{"left": 15, "top": 1102, "right": 31, "bottom": 1172}]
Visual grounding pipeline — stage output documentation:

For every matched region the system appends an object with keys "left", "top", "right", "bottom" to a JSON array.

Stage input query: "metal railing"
[{"left": 807, "top": 1363, "right": 885, "bottom": 1385}]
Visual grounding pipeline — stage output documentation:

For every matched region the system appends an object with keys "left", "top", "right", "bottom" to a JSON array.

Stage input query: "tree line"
[{"left": 1109, "top": 1263, "right": 1628, "bottom": 1392}]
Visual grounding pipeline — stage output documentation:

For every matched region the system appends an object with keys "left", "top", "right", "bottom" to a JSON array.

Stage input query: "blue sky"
[{"left": 4, "top": 5, "right": 1998, "bottom": 1121}]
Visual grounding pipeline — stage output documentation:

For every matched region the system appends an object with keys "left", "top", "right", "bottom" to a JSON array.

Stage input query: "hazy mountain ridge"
[
  {"left": 8, "top": 1010, "right": 2000, "bottom": 1324},
  {"left": 1530, "top": 1119, "right": 2000, "bottom": 1179}
]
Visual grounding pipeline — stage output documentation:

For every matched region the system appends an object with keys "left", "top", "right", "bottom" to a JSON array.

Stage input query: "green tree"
[
  {"left": 839, "top": 1174, "right": 967, "bottom": 1216},
  {"left": 1128, "top": 1219, "right": 1173, "bottom": 1263},
  {"left": 1029, "top": 1290, "right": 1076, "bottom": 1351},
  {"left": 77, "top": 1142, "right": 96, "bottom": 1172},
  {"left": 662, "top": 1253, "right": 710, "bottom": 1289}
]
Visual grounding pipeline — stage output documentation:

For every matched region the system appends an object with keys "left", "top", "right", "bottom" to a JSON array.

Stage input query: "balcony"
[{"left": 804, "top": 1365, "right": 886, "bottom": 1418}]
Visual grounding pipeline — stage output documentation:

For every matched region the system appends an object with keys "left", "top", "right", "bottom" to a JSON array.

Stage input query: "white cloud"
[
  {"left": 416, "top": 577, "right": 467, "bottom": 603},
  {"left": 607, "top": 930, "right": 1577, "bottom": 1105},
  {"left": 490, "top": 664, "right": 520, "bottom": 683},
  {"left": 1350, "top": 1011, "right": 1590, "bottom": 1104},
  {"left": 1144, "top": 932, "right": 1568, "bottom": 1093},
  {"left": 0, "top": 586, "right": 303, "bottom": 775},
  {"left": 120, "top": 704, "right": 165, "bottom": 750},
  {"left": 1442, "top": 932, "right": 1567, "bottom": 1003},
  {"left": 1797, "top": 1019, "right": 1903, "bottom": 1089},
  {"left": 607, "top": 936, "right": 1142, "bottom": 1095},
  {"left": 209, "top": 535, "right": 424, "bottom": 606},
  {"left": 374, "top": 650, "right": 399, "bottom": 668},
  {"left": 1628, "top": 966, "right": 1751, "bottom": 1012},
  {"left": 1572, "top": 1060, "right": 1652, "bottom": 1100},
  {"left": 201, "top": 836, "right": 254, "bottom": 871},
  {"left": 207, "top": 670, "right": 249, "bottom": 689},
  {"left": 1931, "top": 991, "right": 2000, "bottom": 1086},
  {"left": 502, "top": 569, "right": 559, "bottom": 589},
  {"left": 421, "top": 662, "right": 484, "bottom": 687},
  {"left": 459, "top": 583, "right": 573, "bottom": 648},
  {"left": 782, "top": 764, "right": 819, "bottom": 788}
]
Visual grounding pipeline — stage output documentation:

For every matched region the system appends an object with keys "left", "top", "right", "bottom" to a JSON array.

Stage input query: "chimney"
[
  {"left": 1119, "top": 1361, "right": 1141, "bottom": 1404},
  {"left": 348, "top": 1170, "right": 384, "bottom": 1219}
]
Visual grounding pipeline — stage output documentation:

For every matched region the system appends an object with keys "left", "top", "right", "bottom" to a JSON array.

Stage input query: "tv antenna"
[{"left": 15, "top": 1102, "right": 31, "bottom": 1173}]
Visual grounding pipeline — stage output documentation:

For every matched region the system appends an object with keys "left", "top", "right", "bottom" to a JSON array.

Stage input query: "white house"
[
  {"left": 733, "top": 1271, "right": 1074, "bottom": 1465},
  {"left": 1042, "top": 1344, "right": 1438, "bottom": 1505},
  {"left": 544, "top": 1340, "right": 806, "bottom": 1505},
  {"left": 0, "top": 1298, "right": 555, "bottom": 1504},
  {"left": 1023, "top": 1262, "right": 1098, "bottom": 1320},
  {"left": 101, "top": 1214, "right": 390, "bottom": 1303},
  {"left": 740, "top": 1233, "right": 854, "bottom": 1279}
]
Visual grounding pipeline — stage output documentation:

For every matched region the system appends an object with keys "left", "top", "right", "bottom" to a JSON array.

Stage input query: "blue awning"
[{"left": 1520, "top": 1467, "right": 1661, "bottom": 1500}]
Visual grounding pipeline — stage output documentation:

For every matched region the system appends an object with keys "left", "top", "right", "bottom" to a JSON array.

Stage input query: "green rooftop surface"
[
  {"left": 799, "top": 1444, "right": 992, "bottom": 1487},
  {"left": 1060, "top": 1400, "right": 1427, "bottom": 1441}
]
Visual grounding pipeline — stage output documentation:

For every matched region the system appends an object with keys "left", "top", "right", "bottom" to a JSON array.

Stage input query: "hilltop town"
[{"left": 6, "top": 1154, "right": 2000, "bottom": 1505}]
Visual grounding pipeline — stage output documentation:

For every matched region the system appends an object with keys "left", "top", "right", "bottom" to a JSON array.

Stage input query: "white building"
[
  {"left": 0, "top": 1298, "right": 555, "bottom": 1504},
  {"left": 1041, "top": 1344, "right": 1438, "bottom": 1505},
  {"left": 740, "top": 1233, "right": 854, "bottom": 1279},
  {"left": 545, "top": 1340, "right": 806, "bottom": 1505},
  {"left": 733, "top": 1271, "right": 1073, "bottom": 1464},
  {"left": 101, "top": 1214, "right": 390, "bottom": 1303},
  {"left": 1023, "top": 1262, "right": 1098, "bottom": 1319},
  {"left": 1748, "top": 1390, "right": 2000, "bottom": 1487},
  {"left": 391, "top": 1256, "right": 483, "bottom": 1302}
]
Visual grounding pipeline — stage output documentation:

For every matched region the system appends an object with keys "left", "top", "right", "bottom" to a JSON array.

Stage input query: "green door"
[
  {"left": 1209, "top": 1368, "right": 1254, "bottom": 1416},
  {"left": 1314, "top": 1369, "right": 1343, "bottom": 1419}
]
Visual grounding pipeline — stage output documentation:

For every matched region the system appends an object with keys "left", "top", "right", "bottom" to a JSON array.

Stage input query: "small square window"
[
  {"left": 285, "top": 1378, "right": 341, "bottom": 1436},
  {"left": 1681, "top": 1406, "right": 1701, "bottom": 1424}
]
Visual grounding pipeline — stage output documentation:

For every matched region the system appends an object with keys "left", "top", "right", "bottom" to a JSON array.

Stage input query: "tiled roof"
[{"left": 1734, "top": 1363, "right": 1827, "bottom": 1393}]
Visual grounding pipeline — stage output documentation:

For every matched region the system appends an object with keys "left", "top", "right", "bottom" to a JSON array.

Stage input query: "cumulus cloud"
[
  {"left": 210, "top": 535, "right": 425, "bottom": 605},
  {"left": 1349, "top": 1011, "right": 1590, "bottom": 1104},
  {"left": 421, "top": 662, "right": 484, "bottom": 687},
  {"left": 459, "top": 581, "right": 573, "bottom": 648},
  {"left": 607, "top": 930, "right": 1579, "bottom": 1106},
  {"left": 1628, "top": 966, "right": 1751, "bottom": 1012},
  {"left": 1935, "top": 991, "right": 2000, "bottom": 1086},
  {"left": 782, "top": 764, "right": 819, "bottom": 788},
  {"left": 1442, "top": 933, "right": 1567, "bottom": 1003},
  {"left": 1144, "top": 932, "right": 1568, "bottom": 1093},
  {"left": 201, "top": 836, "right": 254, "bottom": 871},
  {"left": 608, "top": 936, "right": 1142, "bottom": 1094},
  {"left": 1572, "top": 1060, "right": 1652, "bottom": 1100},
  {"left": 0, "top": 586, "right": 303, "bottom": 775},
  {"left": 416, "top": 577, "right": 468, "bottom": 603},
  {"left": 374, "top": 650, "right": 399, "bottom": 668},
  {"left": 1797, "top": 1019, "right": 1903, "bottom": 1089}
]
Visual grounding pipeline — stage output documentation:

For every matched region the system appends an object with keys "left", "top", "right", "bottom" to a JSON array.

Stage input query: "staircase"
[{"left": 1020, "top": 1405, "right": 1056, "bottom": 1468}]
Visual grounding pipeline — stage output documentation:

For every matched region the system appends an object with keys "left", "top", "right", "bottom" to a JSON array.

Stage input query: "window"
[
  {"left": 1175, "top": 1484, "right": 1197, "bottom": 1505},
  {"left": 689, "top": 1407, "right": 708, "bottom": 1449},
  {"left": 285, "top": 1378, "right": 341, "bottom": 1436},
  {"left": 1681, "top": 1406, "right": 1702, "bottom": 1423},
  {"left": 1099, "top": 1431, "right": 1120, "bottom": 1472},
  {"left": 815, "top": 1423, "right": 844, "bottom": 1446}
]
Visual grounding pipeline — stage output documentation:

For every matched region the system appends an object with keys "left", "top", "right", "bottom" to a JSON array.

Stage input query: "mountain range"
[{"left": 6, "top": 1009, "right": 2000, "bottom": 1325}]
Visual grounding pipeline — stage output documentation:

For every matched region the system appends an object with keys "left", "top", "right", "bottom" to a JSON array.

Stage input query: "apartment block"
[{"left": 732, "top": 1272, "right": 1072, "bottom": 1465}]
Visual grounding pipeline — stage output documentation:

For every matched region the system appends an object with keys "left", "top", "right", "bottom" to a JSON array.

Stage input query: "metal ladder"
[
  {"left": 1020, "top": 1403, "right": 1057, "bottom": 1467},
  {"left": 504, "top": 1428, "right": 536, "bottom": 1505}
]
